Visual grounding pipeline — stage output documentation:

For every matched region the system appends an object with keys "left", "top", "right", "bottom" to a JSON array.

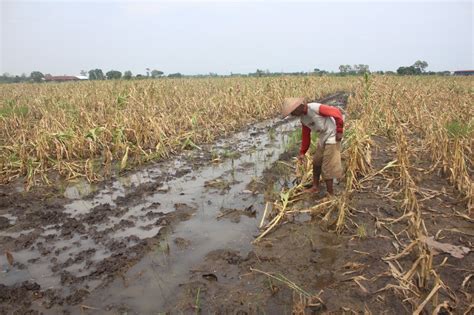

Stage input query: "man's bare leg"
[
  {"left": 325, "top": 179, "right": 334, "bottom": 195},
  {"left": 310, "top": 164, "right": 322, "bottom": 193}
]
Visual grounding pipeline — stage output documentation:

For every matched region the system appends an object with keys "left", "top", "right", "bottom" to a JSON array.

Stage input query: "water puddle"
[
  {"left": 0, "top": 118, "right": 295, "bottom": 303},
  {"left": 71, "top": 119, "right": 316, "bottom": 312},
  {"left": 0, "top": 92, "right": 351, "bottom": 313},
  {"left": 77, "top": 137, "right": 296, "bottom": 311}
]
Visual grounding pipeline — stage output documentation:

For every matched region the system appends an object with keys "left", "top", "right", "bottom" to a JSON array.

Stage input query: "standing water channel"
[
  {"left": 1, "top": 116, "right": 298, "bottom": 313},
  {"left": 76, "top": 118, "right": 299, "bottom": 313},
  {"left": 78, "top": 118, "right": 299, "bottom": 313},
  {"left": 0, "top": 93, "right": 348, "bottom": 313}
]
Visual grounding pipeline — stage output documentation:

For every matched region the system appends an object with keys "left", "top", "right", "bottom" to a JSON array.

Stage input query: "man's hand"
[
  {"left": 297, "top": 154, "right": 306, "bottom": 164},
  {"left": 336, "top": 132, "right": 343, "bottom": 142}
]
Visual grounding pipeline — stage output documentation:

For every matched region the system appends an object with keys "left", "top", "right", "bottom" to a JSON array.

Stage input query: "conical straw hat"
[{"left": 281, "top": 97, "right": 305, "bottom": 118}]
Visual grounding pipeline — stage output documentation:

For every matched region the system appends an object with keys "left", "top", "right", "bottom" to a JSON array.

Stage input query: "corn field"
[
  {"left": 1, "top": 75, "right": 473, "bottom": 313},
  {"left": 0, "top": 77, "right": 357, "bottom": 189},
  {"left": 255, "top": 75, "right": 472, "bottom": 313},
  {"left": 1, "top": 76, "right": 471, "bottom": 197}
]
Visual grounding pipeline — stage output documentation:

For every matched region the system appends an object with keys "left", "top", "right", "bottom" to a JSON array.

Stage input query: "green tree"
[
  {"left": 338, "top": 65, "right": 352, "bottom": 74},
  {"left": 123, "top": 71, "right": 133, "bottom": 80},
  {"left": 106, "top": 70, "right": 122, "bottom": 80},
  {"left": 30, "top": 71, "right": 44, "bottom": 83},
  {"left": 313, "top": 68, "right": 328, "bottom": 76},
  {"left": 397, "top": 66, "right": 421, "bottom": 75},
  {"left": 88, "top": 70, "right": 97, "bottom": 80},
  {"left": 88, "top": 69, "right": 105, "bottom": 80},
  {"left": 354, "top": 64, "right": 370, "bottom": 74},
  {"left": 95, "top": 69, "right": 105, "bottom": 80},
  {"left": 413, "top": 60, "right": 428, "bottom": 72},
  {"left": 168, "top": 73, "right": 183, "bottom": 78},
  {"left": 151, "top": 70, "right": 164, "bottom": 78},
  {"left": 397, "top": 67, "right": 407, "bottom": 75},
  {"left": 255, "top": 69, "right": 265, "bottom": 77}
]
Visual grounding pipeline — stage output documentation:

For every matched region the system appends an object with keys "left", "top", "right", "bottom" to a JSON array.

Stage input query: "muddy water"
[
  {"left": 0, "top": 117, "right": 299, "bottom": 312},
  {"left": 65, "top": 119, "right": 301, "bottom": 313},
  {"left": 0, "top": 93, "right": 349, "bottom": 313}
]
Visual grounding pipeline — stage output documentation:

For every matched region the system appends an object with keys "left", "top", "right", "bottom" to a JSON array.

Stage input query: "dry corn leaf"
[
  {"left": 5, "top": 250, "right": 14, "bottom": 266},
  {"left": 120, "top": 146, "right": 129, "bottom": 170},
  {"left": 462, "top": 274, "right": 473, "bottom": 288},
  {"left": 422, "top": 236, "right": 470, "bottom": 259},
  {"left": 413, "top": 282, "right": 442, "bottom": 315},
  {"left": 432, "top": 301, "right": 452, "bottom": 315}
]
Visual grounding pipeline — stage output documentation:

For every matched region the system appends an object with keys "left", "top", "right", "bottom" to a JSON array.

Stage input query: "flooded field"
[
  {"left": 0, "top": 96, "right": 310, "bottom": 313},
  {"left": 1, "top": 90, "right": 472, "bottom": 314}
]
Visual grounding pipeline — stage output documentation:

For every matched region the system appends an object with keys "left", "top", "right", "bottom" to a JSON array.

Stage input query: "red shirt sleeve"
[
  {"left": 300, "top": 124, "right": 311, "bottom": 155},
  {"left": 319, "top": 105, "right": 344, "bottom": 133}
]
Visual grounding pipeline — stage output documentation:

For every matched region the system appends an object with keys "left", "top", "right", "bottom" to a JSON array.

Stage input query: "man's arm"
[
  {"left": 300, "top": 124, "right": 311, "bottom": 156},
  {"left": 319, "top": 105, "right": 344, "bottom": 140}
]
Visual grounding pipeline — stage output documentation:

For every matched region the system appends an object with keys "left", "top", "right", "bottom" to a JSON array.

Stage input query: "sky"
[{"left": 1, "top": 0, "right": 472, "bottom": 76}]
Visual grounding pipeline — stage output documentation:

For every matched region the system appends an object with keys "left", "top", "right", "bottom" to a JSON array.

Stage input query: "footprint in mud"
[
  {"left": 174, "top": 203, "right": 196, "bottom": 213},
  {"left": 217, "top": 206, "right": 256, "bottom": 223},
  {"left": 172, "top": 203, "right": 197, "bottom": 222},
  {"left": 204, "top": 178, "right": 232, "bottom": 191},
  {"left": 0, "top": 216, "right": 11, "bottom": 230},
  {"left": 236, "top": 162, "right": 256, "bottom": 171},
  {"left": 174, "top": 237, "right": 191, "bottom": 249}
]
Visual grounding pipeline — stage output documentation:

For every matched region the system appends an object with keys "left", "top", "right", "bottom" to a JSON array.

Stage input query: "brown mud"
[
  {"left": 1, "top": 92, "right": 471, "bottom": 314},
  {"left": 168, "top": 133, "right": 473, "bottom": 314}
]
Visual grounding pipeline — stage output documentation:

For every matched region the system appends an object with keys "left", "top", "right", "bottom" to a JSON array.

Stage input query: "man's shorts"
[{"left": 313, "top": 143, "right": 343, "bottom": 180}]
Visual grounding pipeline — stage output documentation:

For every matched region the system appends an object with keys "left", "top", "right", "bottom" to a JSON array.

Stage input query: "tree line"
[
  {"left": 0, "top": 60, "right": 456, "bottom": 83},
  {"left": 0, "top": 69, "right": 168, "bottom": 83},
  {"left": 87, "top": 69, "right": 167, "bottom": 80},
  {"left": 246, "top": 61, "right": 450, "bottom": 77}
]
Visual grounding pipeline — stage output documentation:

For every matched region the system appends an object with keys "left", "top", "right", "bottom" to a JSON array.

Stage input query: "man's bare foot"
[{"left": 304, "top": 186, "right": 320, "bottom": 194}]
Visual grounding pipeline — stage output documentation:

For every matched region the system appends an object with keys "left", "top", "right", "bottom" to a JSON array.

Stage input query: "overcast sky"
[{"left": 1, "top": 0, "right": 472, "bottom": 75}]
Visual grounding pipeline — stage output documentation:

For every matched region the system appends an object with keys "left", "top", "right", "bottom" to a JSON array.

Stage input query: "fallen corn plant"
[{"left": 0, "top": 77, "right": 357, "bottom": 189}]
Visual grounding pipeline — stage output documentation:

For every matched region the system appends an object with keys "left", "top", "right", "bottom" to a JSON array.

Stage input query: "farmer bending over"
[{"left": 282, "top": 97, "right": 344, "bottom": 195}]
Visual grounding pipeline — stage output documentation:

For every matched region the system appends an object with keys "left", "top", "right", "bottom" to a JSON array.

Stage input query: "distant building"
[
  {"left": 453, "top": 70, "right": 474, "bottom": 76},
  {"left": 44, "top": 75, "right": 87, "bottom": 82}
]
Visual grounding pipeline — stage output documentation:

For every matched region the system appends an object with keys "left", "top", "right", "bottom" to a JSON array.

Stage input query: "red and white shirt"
[{"left": 299, "top": 103, "right": 344, "bottom": 155}]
